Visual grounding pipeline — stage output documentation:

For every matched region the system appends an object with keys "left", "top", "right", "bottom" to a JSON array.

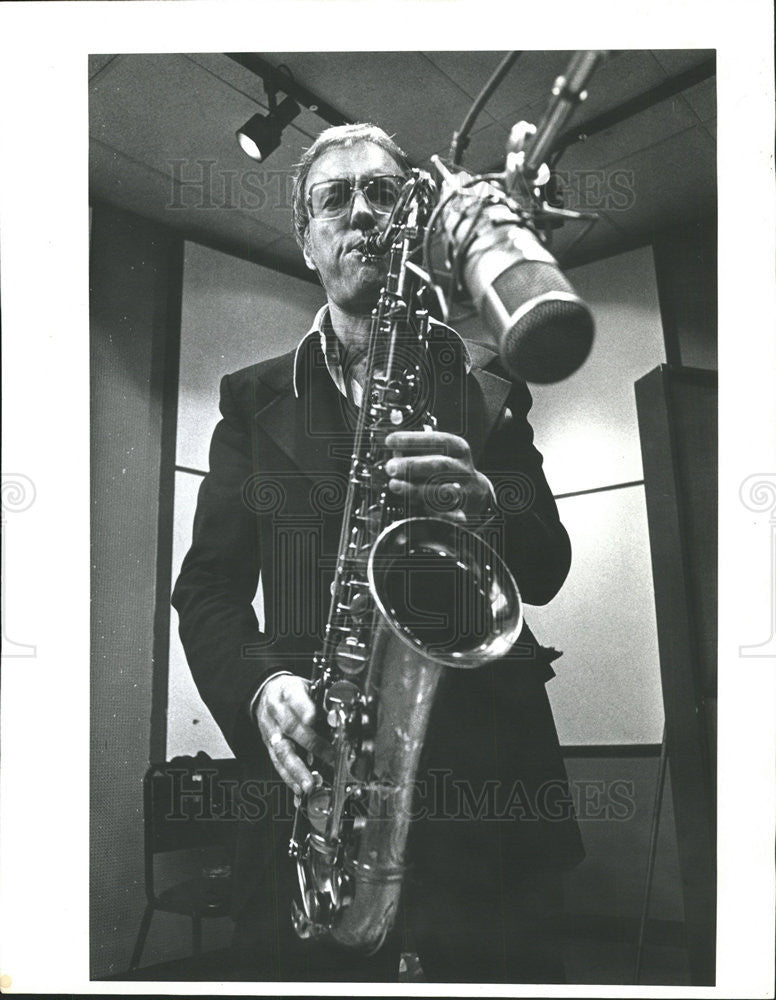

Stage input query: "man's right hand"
[{"left": 254, "top": 674, "right": 333, "bottom": 796}]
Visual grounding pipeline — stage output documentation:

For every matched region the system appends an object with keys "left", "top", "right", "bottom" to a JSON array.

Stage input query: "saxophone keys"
[
  {"left": 324, "top": 678, "right": 360, "bottom": 711},
  {"left": 350, "top": 591, "right": 370, "bottom": 616},
  {"left": 291, "top": 899, "right": 318, "bottom": 939},
  {"left": 335, "top": 589, "right": 371, "bottom": 619},
  {"left": 333, "top": 636, "right": 369, "bottom": 675},
  {"left": 306, "top": 787, "right": 333, "bottom": 835}
]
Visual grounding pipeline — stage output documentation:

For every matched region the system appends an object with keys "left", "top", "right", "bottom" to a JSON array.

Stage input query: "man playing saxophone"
[{"left": 172, "top": 123, "right": 583, "bottom": 983}]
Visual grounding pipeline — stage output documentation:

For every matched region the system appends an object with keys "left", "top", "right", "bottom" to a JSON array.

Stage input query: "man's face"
[{"left": 302, "top": 140, "right": 406, "bottom": 315}]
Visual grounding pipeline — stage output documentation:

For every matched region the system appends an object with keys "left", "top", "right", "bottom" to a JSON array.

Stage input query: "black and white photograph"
[{"left": 1, "top": 2, "right": 775, "bottom": 996}]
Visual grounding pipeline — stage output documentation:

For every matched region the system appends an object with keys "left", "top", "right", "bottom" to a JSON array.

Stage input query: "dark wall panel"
[
  {"left": 653, "top": 217, "right": 717, "bottom": 370},
  {"left": 90, "top": 204, "right": 184, "bottom": 976}
]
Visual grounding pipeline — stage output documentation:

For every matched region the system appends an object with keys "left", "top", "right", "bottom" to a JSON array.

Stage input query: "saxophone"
[{"left": 289, "top": 170, "right": 524, "bottom": 953}]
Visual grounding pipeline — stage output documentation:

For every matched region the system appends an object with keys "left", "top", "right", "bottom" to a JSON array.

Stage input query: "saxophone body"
[{"left": 289, "top": 172, "right": 524, "bottom": 953}]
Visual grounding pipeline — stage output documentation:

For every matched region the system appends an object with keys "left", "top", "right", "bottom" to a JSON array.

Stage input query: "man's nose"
[{"left": 349, "top": 188, "right": 378, "bottom": 230}]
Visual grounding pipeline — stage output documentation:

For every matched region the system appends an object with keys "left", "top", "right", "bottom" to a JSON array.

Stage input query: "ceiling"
[{"left": 89, "top": 50, "right": 716, "bottom": 280}]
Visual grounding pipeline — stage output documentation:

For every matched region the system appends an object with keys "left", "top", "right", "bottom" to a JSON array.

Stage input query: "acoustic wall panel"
[
  {"left": 177, "top": 240, "right": 325, "bottom": 471},
  {"left": 527, "top": 484, "right": 664, "bottom": 746},
  {"left": 635, "top": 366, "right": 717, "bottom": 985},
  {"left": 167, "top": 471, "right": 233, "bottom": 759}
]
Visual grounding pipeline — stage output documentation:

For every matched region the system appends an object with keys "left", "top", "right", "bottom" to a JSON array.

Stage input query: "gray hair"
[{"left": 291, "top": 123, "right": 410, "bottom": 251}]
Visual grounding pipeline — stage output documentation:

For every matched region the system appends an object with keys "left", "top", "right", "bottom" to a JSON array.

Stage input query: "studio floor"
[{"left": 109, "top": 923, "right": 692, "bottom": 986}]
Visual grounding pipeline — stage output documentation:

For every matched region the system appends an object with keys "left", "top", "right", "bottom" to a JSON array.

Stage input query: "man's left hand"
[{"left": 383, "top": 430, "right": 493, "bottom": 522}]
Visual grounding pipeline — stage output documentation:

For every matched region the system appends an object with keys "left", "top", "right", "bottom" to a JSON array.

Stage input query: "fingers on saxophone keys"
[
  {"left": 385, "top": 430, "right": 468, "bottom": 455},
  {"left": 296, "top": 697, "right": 316, "bottom": 728},
  {"left": 387, "top": 477, "right": 413, "bottom": 497},
  {"left": 387, "top": 455, "right": 461, "bottom": 480},
  {"left": 269, "top": 705, "right": 334, "bottom": 769},
  {"left": 278, "top": 703, "right": 332, "bottom": 763},
  {"left": 288, "top": 719, "right": 335, "bottom": 765},
  {"left": 267, "top": 735, "right": 312, "bottom": 797}
]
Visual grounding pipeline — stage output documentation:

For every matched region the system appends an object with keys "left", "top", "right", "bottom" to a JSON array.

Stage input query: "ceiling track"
[
  {"left": 230, "top": 52, "right": 715, "bottom": 176},
  {"left": 483, "top": 56, "right": 717, "bottom": 173},
  {"left": 226, "top": 52, "right": 352, "bottom": 128},
  {"left": 553, "top": 57, "right": 716, "bottom": 154},
  {"left": 484, "top": 56, "right": 716, "bottom": 172}
]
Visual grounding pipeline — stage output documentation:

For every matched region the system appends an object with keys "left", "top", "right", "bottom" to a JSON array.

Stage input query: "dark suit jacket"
[{"left": 172, "top": 324, "right": 584, "bottom": 890}]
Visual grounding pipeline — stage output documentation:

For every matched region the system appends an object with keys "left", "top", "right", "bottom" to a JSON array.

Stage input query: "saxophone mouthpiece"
[{"left": 357, "top": 232, "right": 386, "bottom": 262}]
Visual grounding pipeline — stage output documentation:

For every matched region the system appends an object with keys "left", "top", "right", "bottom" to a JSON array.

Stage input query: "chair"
[{"left": 129, "top": 752, "right": 242, "bottom": 971}]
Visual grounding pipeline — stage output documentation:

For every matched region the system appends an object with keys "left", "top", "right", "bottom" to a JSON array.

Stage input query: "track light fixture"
[{"left": 236, "top": 67, "right": 301, "bottom": 162}]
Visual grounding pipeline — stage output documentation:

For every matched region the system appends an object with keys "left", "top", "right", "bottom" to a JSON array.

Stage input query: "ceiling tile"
[
  {"left": 420, "top": 50, "right": 570, "bottom": 130},
  {"left": 451, "top": 50, "right": 700, "bottom": 173},
  {"left": 679, "top": 77, "right": 717, "bottom": 123},
  {"left": 183, "top": 52, "right": 275, "bottom": 106},
  {"left": 650, "top": 49, "right": 715, "bottom": 76},
  {"left": 89, "top": 54, "right": 118, "bottom": 81},
  {"left": 89, "top": 54, "right": 325, "bottom": 247},
  {"left": 598, "top": 126, "right": 717, "bottom": 241},
  {"left": 552, "top": 213, "right": 627, "bottom": 268},
  {"left": 88, "top": 51, "right": 717, "bottom": 271},
  {"left": 572, "top": 50, "right": 669, "bottom": 122},
  {"left": 422, "top": 50, "right": 642, "bottom": 136},
  {"left": 91, "top": 54, "right": 278, "bottom": 175},
  {"left": 90, "top": 138, "right": 279, "bottom": 255},
  {"left": 557, "top": 95, "right": 699, "bottom": 173},
  {"left": 259, "top": 52, "right": 477, "bottom": 163},
  {"left": 417, "top": 118, "right": 511, "bottom": 173},
  {"left": 421, "top": 50, "right": 512, "bottom": 102}
]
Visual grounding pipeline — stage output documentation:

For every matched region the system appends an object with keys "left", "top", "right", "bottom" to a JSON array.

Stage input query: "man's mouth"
[
  {"left": 346, "top": 235, "right": 385, "bottom": 259},
  {"left": 347, "top": 245, "right": 382, "bottom": 265}
]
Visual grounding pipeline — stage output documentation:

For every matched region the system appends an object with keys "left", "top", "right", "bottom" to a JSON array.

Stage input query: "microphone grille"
[
  {"left": 483, "top": 260, "right": 595, "bottom": 384},
  {"left": 504, "top": 297, "right": 594, "bottom": 384}
]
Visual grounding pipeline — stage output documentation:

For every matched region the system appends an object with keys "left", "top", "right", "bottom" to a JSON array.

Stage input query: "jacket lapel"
[
  {"left": 253, "top": 337, "right": 353, "bottom": 485},
  {"left": 427, "top": 335, "right": 511, "bottom": 463},
  {"left": 253, "top": 331, "right": 511, "bottom": 480}
]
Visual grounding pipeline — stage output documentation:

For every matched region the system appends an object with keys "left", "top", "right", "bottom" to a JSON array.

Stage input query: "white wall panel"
[
  {"left": 177, "top": 240, "right": 325, "bottom": 471},
  {"left": 527, "top": 484, "right": 664, "bottom": 746},
  {"left": 168, "top": 471, "right": 233, "bottom": 758},
  {"left": 171, "top": 242, "right": 324, "bottom": 757},
  {"left": 168, "top": 468, "right": 266, "bottom": 758}
]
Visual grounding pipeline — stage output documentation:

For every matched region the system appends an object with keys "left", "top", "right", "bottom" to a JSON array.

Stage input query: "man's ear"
[{"left": 302, "top": 229, "right": 316, "bottom": 272}]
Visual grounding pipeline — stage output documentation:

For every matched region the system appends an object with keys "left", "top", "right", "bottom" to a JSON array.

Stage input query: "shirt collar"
[{"left": 292, "top": 304, "right": 473, "bottom": 399}]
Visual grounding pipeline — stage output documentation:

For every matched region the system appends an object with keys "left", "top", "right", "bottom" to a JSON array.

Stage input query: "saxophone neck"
[{"left": 355, "top": 169, "right": 436, "bottom": 261}]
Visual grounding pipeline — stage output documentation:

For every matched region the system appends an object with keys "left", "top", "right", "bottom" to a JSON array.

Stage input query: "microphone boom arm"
[{"left": 520, "top": 50, "right": 607, "bottom": 182}]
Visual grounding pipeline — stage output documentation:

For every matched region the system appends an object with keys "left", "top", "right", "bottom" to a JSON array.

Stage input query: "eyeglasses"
[{"left": 306, "top": 174, "right": 405, "bottom": 220}]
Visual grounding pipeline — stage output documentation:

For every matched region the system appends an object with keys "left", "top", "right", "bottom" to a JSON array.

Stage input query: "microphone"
[{"left": 430, "top": 157, "right": 594, "bottom": 384}]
